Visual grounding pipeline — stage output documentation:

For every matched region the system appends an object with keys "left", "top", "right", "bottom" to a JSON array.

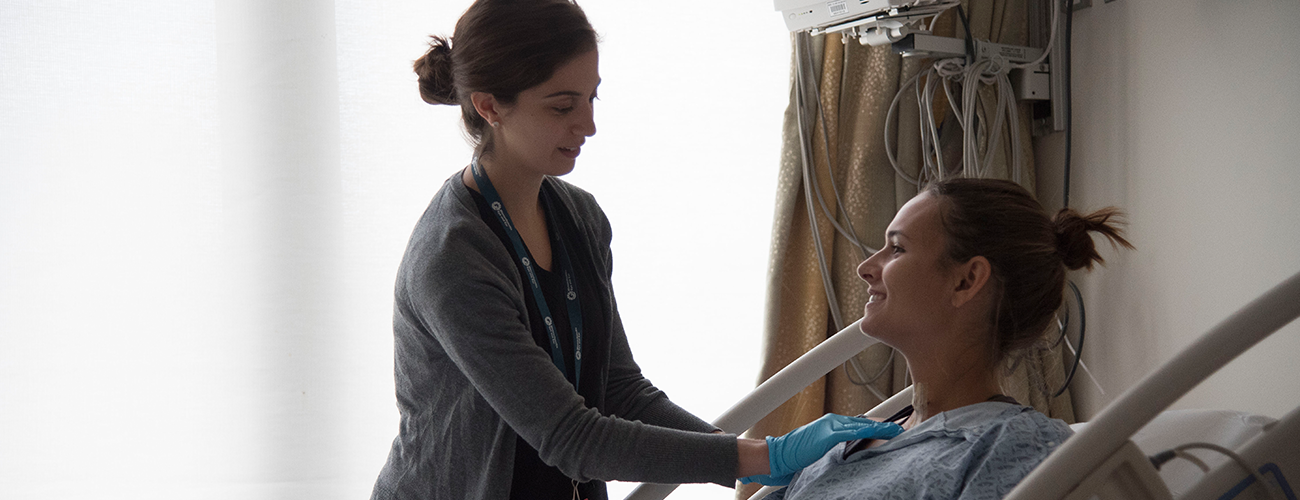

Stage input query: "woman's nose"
[
  {"left": 576, "top": 105, "right": 596, "bottom": 137},
  {"left": 857, "top": 257, "right": 875, "bottom": 283},
  {"left": 863, "top": 248, "right": 883, "bottom": 283}
]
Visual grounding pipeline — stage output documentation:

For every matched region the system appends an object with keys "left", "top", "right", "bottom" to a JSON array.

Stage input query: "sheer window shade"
[{"left": 0, "top": 2, "right": 787, "bottom": 499}]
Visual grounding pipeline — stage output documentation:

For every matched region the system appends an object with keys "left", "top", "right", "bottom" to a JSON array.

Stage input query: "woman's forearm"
[{"left": 736, "top": 437, "right": 770, "bottom": 478}]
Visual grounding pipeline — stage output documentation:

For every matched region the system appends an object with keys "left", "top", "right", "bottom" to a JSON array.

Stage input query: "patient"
[{"left": 770, "top": 178, "right": 1133, "bottom": 499}]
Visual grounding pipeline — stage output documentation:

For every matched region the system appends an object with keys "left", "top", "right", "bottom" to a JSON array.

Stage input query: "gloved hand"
[{"left": 739, "top": 413, "right": 903, "bottom": 486}]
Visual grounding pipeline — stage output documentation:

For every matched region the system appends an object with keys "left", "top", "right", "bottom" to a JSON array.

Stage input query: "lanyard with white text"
[{"left": 470, "top": 157, "right": 583, "bottom": 391}]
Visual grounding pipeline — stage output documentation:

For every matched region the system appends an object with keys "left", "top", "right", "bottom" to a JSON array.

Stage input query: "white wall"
[{"left": 1034, "top": 0, "right": 1300, "bottom": 420}]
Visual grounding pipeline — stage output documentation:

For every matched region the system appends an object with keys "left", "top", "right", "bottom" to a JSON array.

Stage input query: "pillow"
[{"left": 1070, "top": 409, "right": 1276, "bottom": 496}]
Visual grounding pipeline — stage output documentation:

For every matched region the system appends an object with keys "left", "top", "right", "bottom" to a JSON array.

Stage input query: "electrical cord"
[
  {"left": 885, "top": 69, "right": 926, "bottom": 186},
  {"left": 797, "top": 34, "right": 878, "bottom": 260},
  {"left": 1012, "top": 0, "right": 1060, "bottom": 69},
  {"left": 1062, "top": 0, "right": 1073, "bottom": 208},
  {"left": 793, "top": 33, "right": 896, "bottom": 397},
  {"left": 809, "top": 72, "right": 873, "bottom": 260},
  {"left": 1150, "top": 443, "right": 1283, "bottom": 500},
  {"left": 799, "top": 0, "right": 1069, "bottom": 394},
  {"left": 1055, "top": 0, "right": 1082, "bottom": 396},
  {"left": 1053, "top": 280, "right": 1085, "bottom": 397},
  {"left": 793, "top": 33, "right": 848, "bottom": 333},
  {"left": 955, "top": 4, "right": 975, "bottom": 61}
]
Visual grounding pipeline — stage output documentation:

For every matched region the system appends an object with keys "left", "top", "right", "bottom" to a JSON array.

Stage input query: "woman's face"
[
  {"left": 492, "top": 49, "right": 600, "bottom": 177},
  {"left": 856, "top": 192, "right": 961, "bottom": 350}
]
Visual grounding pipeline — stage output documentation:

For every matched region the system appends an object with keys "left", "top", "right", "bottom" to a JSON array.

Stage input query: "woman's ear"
[
  {"left": 470, "top": 91, "right": 502, "bottom": 126},
  {"left": 951, "top": 256, "right": 992, "bottom": 308}
]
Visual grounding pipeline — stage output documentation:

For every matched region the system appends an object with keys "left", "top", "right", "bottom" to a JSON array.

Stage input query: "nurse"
[{"left": 369, "top": 1, "right": 900, "bottom": 499}]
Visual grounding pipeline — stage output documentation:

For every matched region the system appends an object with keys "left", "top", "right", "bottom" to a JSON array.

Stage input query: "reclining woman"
[{"left": 755, "top": 178, "right": 1132, "bottom": 499}]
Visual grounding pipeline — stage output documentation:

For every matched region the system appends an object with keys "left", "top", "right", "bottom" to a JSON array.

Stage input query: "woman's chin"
[{"left": 858, "top": 320, "right": 900, "bottom": 346}]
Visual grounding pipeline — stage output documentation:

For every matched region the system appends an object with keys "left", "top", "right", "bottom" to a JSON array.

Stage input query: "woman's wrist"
[{"left": 736, "top": 437, "right": 770, "bottom": 478}]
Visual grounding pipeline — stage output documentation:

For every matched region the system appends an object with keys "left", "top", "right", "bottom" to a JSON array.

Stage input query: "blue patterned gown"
[{"left": 769, "top": 401, "right": 1073, "bottom": 500}]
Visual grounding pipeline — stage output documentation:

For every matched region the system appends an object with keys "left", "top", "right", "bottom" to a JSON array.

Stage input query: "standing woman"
[{"left": 370, "top": 1, "right": 900, "bottom": 499}]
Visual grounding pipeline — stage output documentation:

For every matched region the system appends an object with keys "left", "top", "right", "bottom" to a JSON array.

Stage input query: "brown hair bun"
[
  {"left": 924, "top": 178, "right": 1136, "bottom": 363},
  {"left": 1053, "top": 207, "right": 1134, "bottom": 271},
  {"left": 414, "top": 0, "right": 597, "bottom": 155},
  {"left": 414, "top": 35, "right": 456, "bottom": 105}
]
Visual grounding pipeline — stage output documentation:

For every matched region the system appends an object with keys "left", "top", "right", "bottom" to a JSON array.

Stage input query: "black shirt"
[{"left": 469, "top": 181, "right": 608, "bottom": 500}]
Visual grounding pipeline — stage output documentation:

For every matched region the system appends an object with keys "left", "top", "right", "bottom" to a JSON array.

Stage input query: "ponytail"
[
  {"left": 1053, "top": 207, "right": 1134, "bottom": 271},
  {"left": 926, "top": 178, "right": 1134, "bottom": 362}
]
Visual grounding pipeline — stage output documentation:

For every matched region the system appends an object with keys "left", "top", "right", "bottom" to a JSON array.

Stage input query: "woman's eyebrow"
[
  {"left": 887, "top": 230, "right": 907, "bottom": 240},
  {"left": 543, "top": 79, "right": 601, "bottom": 98}
]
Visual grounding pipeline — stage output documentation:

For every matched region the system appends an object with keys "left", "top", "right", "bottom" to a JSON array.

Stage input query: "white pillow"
[{"left": 1070, "top": 409, "right": 1276, "bottom": 496}]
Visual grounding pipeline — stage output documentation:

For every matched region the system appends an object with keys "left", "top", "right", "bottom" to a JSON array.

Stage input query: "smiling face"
[
  {"left": 856, "top": 192, "right": 963, "bottom": 352},
  {"left": 485, "top": 49, "right": 600, "bottom": 178}
]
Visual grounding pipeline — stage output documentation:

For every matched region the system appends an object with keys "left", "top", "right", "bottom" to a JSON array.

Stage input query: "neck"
[
  {"left": 464, "top": 154, "right": 546, "bottom": 218},
  {"left": 902, "top": 336, "right": 1002, "bottom": 429}
]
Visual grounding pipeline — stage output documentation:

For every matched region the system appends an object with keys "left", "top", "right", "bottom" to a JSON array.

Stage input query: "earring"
[{"left": 490, "top": 121, "right": 499, "bottom": 128}]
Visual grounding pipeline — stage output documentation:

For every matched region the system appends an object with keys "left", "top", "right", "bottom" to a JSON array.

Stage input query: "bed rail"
[
  {"left": 627, "top": 269, "right": 1300, "bottom": 500},
  {"left": 1005, "top": 269, "right": 1300, "bottom": 500},
  {"left": 622, "top": 319, "right": 894, "bottom": 500}
]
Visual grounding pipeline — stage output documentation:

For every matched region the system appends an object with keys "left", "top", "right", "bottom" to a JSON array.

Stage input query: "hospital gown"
[{"left": 769, "top": 401, "right": 1073, "bottom": 500}]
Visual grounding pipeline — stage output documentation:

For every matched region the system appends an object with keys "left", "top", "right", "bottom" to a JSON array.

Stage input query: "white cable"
[
  {"left": 1173, "top": 450, "right": 1211, "bottom": 473},
  {"left": 913, "top": 64, "right": 948, "bottom": 184},
  {"left": 1012, "top": 0, "right": 1059, "bottom": 69},
  {"left": 1061, "top": 334, "right": 1105, "bottom": 396},
  {"left": 921, "top": 69, "right": 947, "bottom": 179},
  {"left": 1002, "top": 70, "right": 1023, "bottom": 183},
  {"left": 960, "top": 59, "right": 988, "bottom": 176},
  {"left": 913, "top": 68, "right": 930, "bottom": 178},
  {"left": 793, "top": 34, "right": 848, "bottom": 331},
  {"left": 884, "top": 70, "right": 925, "bottom": 186},
  {"left": 1171, "top": 443, "right": 1284, "bottom": 500},
  {"left": 980, "top": 59, "right": 1009, "bottom": 175},
  {"left": 806, "top": 60, "right": 875, "bottom": 258}
]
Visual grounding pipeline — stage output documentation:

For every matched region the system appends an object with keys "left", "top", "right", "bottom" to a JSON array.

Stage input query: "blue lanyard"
[{"left": 470, "top": 157, "right": 583, "bottom": 391}]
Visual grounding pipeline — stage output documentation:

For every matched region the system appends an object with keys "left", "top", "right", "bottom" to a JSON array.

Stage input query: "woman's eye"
[
  {"left": 554, "top": 106, "right": 574, "bottom": 114},
  {"left": 891, "top": 245, "right": 904, "bottom": 254}
]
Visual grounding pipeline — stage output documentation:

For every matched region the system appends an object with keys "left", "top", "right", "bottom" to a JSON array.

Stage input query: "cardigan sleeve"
[{"left": 401, "top": 179, "right": 737, "bottom": 486}]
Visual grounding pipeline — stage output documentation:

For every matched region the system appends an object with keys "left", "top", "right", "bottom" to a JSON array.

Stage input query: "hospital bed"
[{"left": 623, "top": 269, "right": 1300, "bottom": 500}]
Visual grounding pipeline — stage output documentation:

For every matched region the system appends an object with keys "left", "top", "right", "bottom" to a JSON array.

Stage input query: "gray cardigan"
[{"left": 372, "top": 173, "right": 739, "bottom": 499}]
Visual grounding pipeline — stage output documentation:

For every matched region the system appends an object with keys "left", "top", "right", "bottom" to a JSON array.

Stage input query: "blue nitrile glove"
[
  {"left": 739, "top": 413, "right": 903, "bottom": 486},
  {"left": 738, "top": 471, "right": 794, "bottom": 487}
]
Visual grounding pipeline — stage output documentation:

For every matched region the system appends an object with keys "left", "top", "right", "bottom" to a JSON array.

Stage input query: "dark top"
[
  {"left": 370, "top": 173, "right": 737, "bottom": 500},
  {"left": 468, "top": 183, "right": 607, "bottom": 499}
]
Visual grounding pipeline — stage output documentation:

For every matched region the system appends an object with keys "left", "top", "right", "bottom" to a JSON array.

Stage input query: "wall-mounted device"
[
  {"left": 774, "top": 0, "right": 1067, "bottom": 132},
  {"left": 775, "top": 0, "right": 960, "bottom": 40}
]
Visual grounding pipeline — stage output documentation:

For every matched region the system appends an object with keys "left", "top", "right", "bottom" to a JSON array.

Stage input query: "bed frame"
[{"left": 622, "top": 269, "right": 1300, "bottom": 500}]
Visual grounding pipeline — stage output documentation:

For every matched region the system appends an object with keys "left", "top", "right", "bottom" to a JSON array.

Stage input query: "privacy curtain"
[{"left": 742, "top": 1, "right": 1073, "bottom": 494}]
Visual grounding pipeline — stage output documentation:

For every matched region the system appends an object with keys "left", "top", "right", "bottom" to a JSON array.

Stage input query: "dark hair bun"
[
  {"left": 414, "top": 35, "right": 457, "bottom": 105},
  {"left": 1053, "top": 207, "right": 1134, "bottom": 271}
]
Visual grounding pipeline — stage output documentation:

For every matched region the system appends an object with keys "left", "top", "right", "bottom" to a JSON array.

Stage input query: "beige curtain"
[{"left": 741, "top": 1, "right": 1072, "bottom": 495}]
